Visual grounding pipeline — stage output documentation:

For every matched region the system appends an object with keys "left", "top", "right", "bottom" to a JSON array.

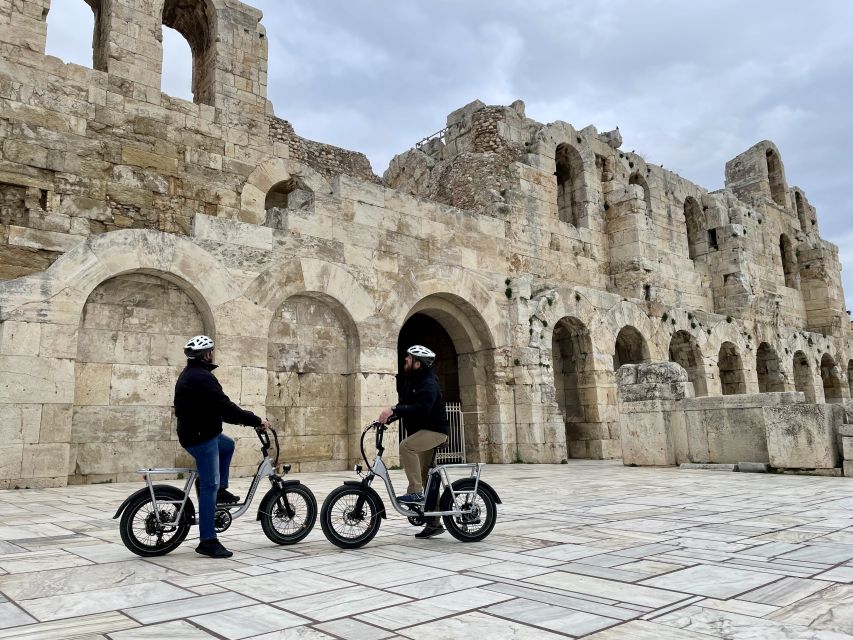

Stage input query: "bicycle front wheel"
[
  {"left": 320, "top": 485, "right": 382, "bottom": 549},
  {"left": 259, "top": 484, "right": 317, "bottom": 545}
]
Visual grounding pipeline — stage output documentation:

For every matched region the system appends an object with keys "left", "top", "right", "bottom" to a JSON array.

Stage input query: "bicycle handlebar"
[{"left": 254, "top": 425, "right": 280, "bottom": 467}]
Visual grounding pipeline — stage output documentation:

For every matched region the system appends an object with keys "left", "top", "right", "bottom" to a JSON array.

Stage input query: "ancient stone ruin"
[{"left": 0, "top": 0, "right": 851, "bottom": 487}]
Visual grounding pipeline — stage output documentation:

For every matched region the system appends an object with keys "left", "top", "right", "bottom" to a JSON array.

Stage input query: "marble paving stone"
[
  {"left": 656, "top": 604, "right": 852, "bottom": 639},
  {"left": 0, "top": 551, "right": 92, "bottom": 574},
  {"left": 583, "top": 619, "right": 719, "bottom": 638},
  {"left": 275, "top": 586, "right": 409, "bottom": 621},
  {"left": 554, "top": 561, "right": 649, "bottom": 582},
  {"left": 0, "top": 612, "right": 139, "bottom": 640},
  {"left": 696, "top": 597, "right": 779, "bottom": 617},
  {"left": 386, "top": 574, "right": 491, "bottom": 598},
  {"left": 523, "top": 543, "right": 611, "bottom": 562},
  {"left": 741, "top": 577, "right": 830, "bottom": 606},
  {"left": 396, "top": 611, "right": 568, "bottom": 639},
  {"left": 408, "top": 551, "right": 499, "bottom": 571},
  {"left": 244, "top": 628, "right": 334, "bottom": 640},
  {"left": 219, "top": 570, "right": 352, "bottom": 602},
  {"left": 110, "top": 620, "right": 217, "bottom": 639},
  {"left": 191, "top": 604, "right": 307, "bottom": 640},
  {"left": 306, "top": 558, "right": 453, "bottom": 588},
  {"left": 484, "top": 597, "right": 620, "bottom": 635},
  {"left": 770, "top": 583, "right": 853, "bottom": 633},
  {"left": 18, "top": 581, "right": 195, "bottom": 622},
  {"left": 462, "top": 560, "right": 554, "bottom": 579},
  {"left": 615, "top": 559, "right": 684, "bottom": 575},
  {"left": 314, "top": 618, "right": 397, "bottom": 640},
  {"left": 69, "top": 543, "right": 135, "bottom": 563},
  {"left": 0, "top": 602, "right": 36, "bottom": 628},
  {"left": 526, "top": 571, "right": 689, "bottom": 608},
  {"left": 190, "top": 584, "right": 228, "bottom": 595},
  {"left": 815, "top": 566, "right": 853, "bottom": 582},
  {"left": 355, "top": 587, "right": 512, "bottom": 630},
  {"left": 124, "top": 591, "right": 258, "bottom": 624},
  {"left": 780, "top": 544, "right": 853, "bottom": 565},
  {"left": 481, "top": 582, "right": 642, "bottom": 620}
]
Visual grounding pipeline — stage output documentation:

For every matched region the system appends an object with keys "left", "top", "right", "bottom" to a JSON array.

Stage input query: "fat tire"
[
  {"left": 440, "top": 481, "right": 497, "bottom": 543},
  {"left": 259, "top": 484, "right": 317, "bottom": 545},
  {"left": 119, "top": 488, "right": 191, "bottom": 557},
  {"left": 320, "top": 485, "right": 382, "bottom": 549}
]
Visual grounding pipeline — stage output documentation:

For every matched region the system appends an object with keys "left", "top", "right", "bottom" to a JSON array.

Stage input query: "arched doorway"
[
  {"left": 756, "top": 342, "right": 785, "bottom": 392},
  {"left": 669, "top": 331, "right": 707, "bottom": 396},
  {"left": 267, "top": 293, "right": 358, "bottom": 471},
  {"left": 793, "top": 350, "right": 816, "bottom": 403},
  {"left": 397, "top": 295, "right": 495, "bottom": 463},
  {"left": 718, "top": 342, "right": 746, "bottom": 395},
  {"left": 553, "top": 317, "right": 593, "bottom": 442},
  {"left": 614, "top": 326, "right": 650, "bottom": 370},
  {"left": 821, "top": 353, "right": 844, "bottom": 404},
  {"left": 72, "top": 272, "right": 209, "bottom": 483}
]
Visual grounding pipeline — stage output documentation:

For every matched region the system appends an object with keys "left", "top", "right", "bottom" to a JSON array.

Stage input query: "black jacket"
[
  {"left": 174, "top": 359, "right": 261, "bottom": 447},
  {"left": 394, "top": 367, "right": 448, "bottom": 436}
]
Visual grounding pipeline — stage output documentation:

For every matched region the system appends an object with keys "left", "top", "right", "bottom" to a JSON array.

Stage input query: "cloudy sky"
[{"left": 46, "top": 1, "right": 853, "bottom": 309}]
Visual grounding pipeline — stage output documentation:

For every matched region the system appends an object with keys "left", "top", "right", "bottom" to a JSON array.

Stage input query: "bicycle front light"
[{"left": 354, "top": 464, "right": 363, "bottom": 474}]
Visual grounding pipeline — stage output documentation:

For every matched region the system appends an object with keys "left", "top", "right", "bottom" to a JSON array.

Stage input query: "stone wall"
[{"left": 0, "top": 0, "right": 850, "bottom": 486}]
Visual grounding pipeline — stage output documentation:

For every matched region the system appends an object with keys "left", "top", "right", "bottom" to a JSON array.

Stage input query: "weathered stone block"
[
  {"left": 74, "top": 362, "right": 112, "bottom": 406},
  {"left": 764, "top": 404, "right": 840, "bottom": 470},
  {"left": 0, "top": 321, "right": 41, "bottom": 356}
]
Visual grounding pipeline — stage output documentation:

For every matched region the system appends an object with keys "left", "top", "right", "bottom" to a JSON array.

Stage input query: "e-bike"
[
  {"left": 320, "top": 420, "right": 501, "bottom": 549},
  {"left": 114, "top": 426, "right": 317, "bottom": 557}
]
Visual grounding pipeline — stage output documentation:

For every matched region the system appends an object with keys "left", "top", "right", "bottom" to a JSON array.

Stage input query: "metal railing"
[{"left": 400, "top": 402, "right": 466, "bottom": 463}]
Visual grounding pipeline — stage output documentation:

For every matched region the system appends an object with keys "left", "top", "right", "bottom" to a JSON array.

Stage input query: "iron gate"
[{"left": 399, "top": 401, "right": 466, "bottom": 463}]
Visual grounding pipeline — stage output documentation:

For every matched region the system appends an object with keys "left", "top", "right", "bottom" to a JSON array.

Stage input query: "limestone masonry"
[{"left": 0, "top": 0, "right": 851, "bottom": 487}]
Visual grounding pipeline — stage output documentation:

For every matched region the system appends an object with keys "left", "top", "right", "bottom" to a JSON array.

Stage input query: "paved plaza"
[{"left": 2, "top": 462, "right": 853, "bottom": 638}]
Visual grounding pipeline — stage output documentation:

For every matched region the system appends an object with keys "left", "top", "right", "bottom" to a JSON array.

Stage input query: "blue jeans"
[{"left": 184, "top": 434, "right": 235, "bottom": 541}]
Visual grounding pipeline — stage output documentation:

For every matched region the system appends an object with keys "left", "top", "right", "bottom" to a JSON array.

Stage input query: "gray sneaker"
[{"left": 397, "top": 492, "right": 425, "bottom": 504}]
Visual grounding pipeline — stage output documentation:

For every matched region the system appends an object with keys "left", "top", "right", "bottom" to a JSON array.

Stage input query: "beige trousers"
[{"left": 399, "top": 430, "right": 447, "bottom": 493}]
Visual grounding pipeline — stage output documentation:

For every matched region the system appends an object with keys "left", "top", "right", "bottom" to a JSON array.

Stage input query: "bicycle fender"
[
  {"left": 451, "top": 478, "right": 502, "bottom": 505},
  {"left": 255, "top": 481, "right": 302, "bottom": 521},
  {"left": 113, "top": 487, "right": 150, "bottom": 519},
  {"left": 343, "top": 480, "right": 387, "bottom": 518}
]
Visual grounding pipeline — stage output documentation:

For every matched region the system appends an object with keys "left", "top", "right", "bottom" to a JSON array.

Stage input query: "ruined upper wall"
[{"left": 386, "top": 99, "right": 848, "bottom": 338}]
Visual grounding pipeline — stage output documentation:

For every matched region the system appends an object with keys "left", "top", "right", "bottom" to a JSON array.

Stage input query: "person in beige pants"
[{"left": 379, "top": 345, "right": 448, "bottom": 539}]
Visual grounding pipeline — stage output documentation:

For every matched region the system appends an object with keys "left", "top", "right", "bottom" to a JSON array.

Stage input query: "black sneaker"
[
  {"left": 195, "top": 538, "right": 233, "bottom": 558},
  {"left": 217, "top": 488, "right": 240, "bottom": 504},
  {"left": 415, "top": 525, "right": 445, "bottom": 539}
]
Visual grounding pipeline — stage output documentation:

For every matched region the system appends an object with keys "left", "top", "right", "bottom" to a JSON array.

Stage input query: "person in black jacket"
[
  {"left": 379, "top": 344, "right": 448, "bottom": 539},
  {"left": 175, "top": 335, "right": 270, "bottom": 558}
]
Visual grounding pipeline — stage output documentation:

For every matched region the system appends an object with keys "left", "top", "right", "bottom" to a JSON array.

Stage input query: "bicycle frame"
[
  {"left": 137, "top": 428, "right": 287, "bottom": 529},
  {"left": 357, "top": 422, "right": 483, "bottom": 518}
]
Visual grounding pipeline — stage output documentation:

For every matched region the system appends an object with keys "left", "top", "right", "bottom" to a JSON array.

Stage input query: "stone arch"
[
  {"left": 555, "top": 143, "right": 585, "bottom": 227},
  {"left": 821, "top": 353, "right": 844, "bottom": 404},
  {"left": 756, "top": 342, "right": 784, "bottom": 392},
  {"left": 266, "top": 291, "right": 360, "bottom": 471},
  {"left": 596, "top": 301, "right": 663, "bottom": 363},
  {"left": 161, "top": 0, "right": 216, "bottom": 105},
  {"left": 1, "top": 230, "right": 241, "bottom": 329},
  {"left": 71, "top": 269, "right": 212, "bottom": 483},
  {"left": 780, "top": 233, "right": 798, "bottom": 289},
  {"left": 240, "top": 158, "right": 333, "bottom": 225},
  {"left": 400, "top": 292, "right": 497, "bottom": 463},
  {"left": 719, "top": 342, "right": 746, "bottom": 395},
  {"left": 684, "top": 196, "right": 705, "bottom": 261},
  {"left": 45, "top": 0, "right": 108, "bottom": 71},
  {"left": 793, "top": 350, "right": 816, "bottom": 403},
  {"left": 552, "top": 316, "right": 594, "bottom": 438},
  {"left": 765, "top": 147, "right": 787, "bottom": 207},
  {"left": 629, "top": 171, "right": 652, "bottom": 216},
  {"left": 669, "top": 330, "right": 707, "bottom": 396},
  {"left": 614, "top": 326, "right": 650, "bottom": 370}
]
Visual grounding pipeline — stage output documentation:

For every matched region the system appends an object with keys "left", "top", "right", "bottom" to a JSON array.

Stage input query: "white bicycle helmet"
[
  {"left": 184, "top": 335, "right": 214, "bottom": 358},
  {"left": 406, "top": 344, "right": 436, "bottom": 367}
]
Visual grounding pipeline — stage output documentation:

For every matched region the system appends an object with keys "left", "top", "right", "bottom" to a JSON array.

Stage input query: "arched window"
[
  {"left": 821, "top": 354, "right": 844, "bottom": 404},
  {"left": 613, "top": 326, "right": 650, "bottom": 370},
  {"left": 795, "top": 191, "right": 809, "bottom": 231},
  {"left": 793, "top": 351, "right": 816, "bottom": 403},
  {"left": 161, "top": 24, "right": 194, "bottom": 101},
  {"left": 684, "top": 196, "right": 704, "bottom": 261},
  {"left": 45, "top": 0, "right": 106, "bottom": 70},
  {"left": 756, "top": 343, "right": 784, "bottom": 392},
  {"left": 779, "top": 234, "right": 798, "bottom": 289},
  {"left": 162, "top": 0, "right": 215, "bottom": 105},
  {"left": 669, "top": 330, "right": 707, "bottom": 396},
  {"left": 848, "top": 360, "right": 853, "bottom": 399},
  {"left": 718, "top": 342, "right": 746, "bottom": 395},
  {"left": 264, "top": 178, "right": 314, "bottom": 226},
  {"left": 766, "top": 149, "right": 786, "bottom": 206},
  {"left": 629, "top": 172, "right": 652, "bottom": 216},
  {"left": 555, "top": 143, "right": 584, "bottom": 227}
]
